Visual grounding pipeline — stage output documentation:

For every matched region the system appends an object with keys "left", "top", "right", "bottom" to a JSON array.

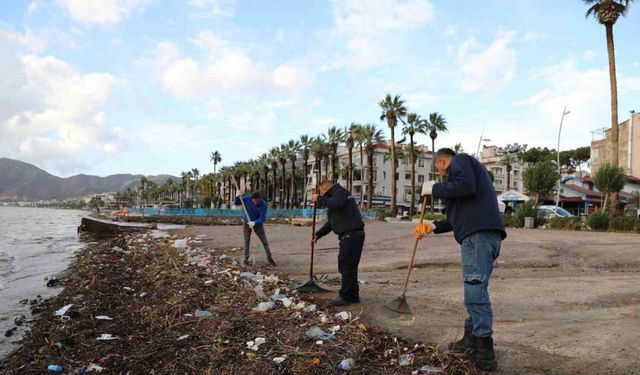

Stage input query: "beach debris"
[
  {"left": 138, "top": 292, "right": 148, "bottom": 298},
  {"left": 252, "top": 301, "right": 275, "bottom": 312},
  {"left": 47, "top": 277, "right": 60, "bottom": 287},
  {"left": 315, "top": 340, "right": 323, "bottom": 345},
  {"left": 218, "top": 254, "right": 228, "bottom": 261},
  {"left": 0, "top": 315, "right": 8, "bottom": 321},
  {"left": 311, "top": 358, "right": 321, "bottom": 366},
  {"left": 14, "top": 315, "right": 26, "bottom": 326},
  {"left": 357, "top": 323, "right": 367, "bottom": 331},
  {"left": 203, "top": 279, "right": 214, "bottom": 285},
  {"left": 240, "top": 272, "right": 257, "bottom": 281},
  {"left": 149, "top": 230, "right": 170, "bottom": 239},
  {"left": 303, "top": 304, "right": 316, "bottom": 313},
  {"left": 172, "top": 239, "right": 188, "bottom": 248},
  {"left": 337, "top": 358, "right": 355, "bottom": 370},
  {"left": 82, "top": 363, "right": 106, "bottom": 373},
  {"left": 5, "top": 327, "right": 17, "bottom": 337},
  {"left": 246, "top": 337, "right": 266, "bottom": 351},
  {"left": 329, "top": 325, "right": 341, "bottom": 334},
  {"left": 319, "top": 314, "right": 328, "bottom": 323},
  {"left": 54, "top": 304, "right": 73, "bottom": 317},
  {"left": 306, "top": 327, "right": 336, "bottom": 340},
  {"left": 417, "top": 365, "right": 443, "bottom": 374},
  {"left": 399, "top": 353, "right": 415, "bottom": 366},
  {"left": 54, "top": 338, "right": 75, "bottom": 349},
  {"left": 335, "top": 311, "right": 350, "bottom": 321},
  {"left": 272, "top": 356, "right": 286, "bottom": 364},
  {"left": 194, "top": 309, "right": 213, "bottom": 318},
  {"left": 96, "top": 334, "right": 119, "bottom": 341},
  {"left": 19, "top": 299, "right": 28, "bottom": 305},
  {"left": 95, "top": 316, "right": 113, "bottom": 320},
  {"left": 47, "top": 364, "right": 63, "bottom": 372},
  {"left": 177, "top": 335, "right": 190, "bottom": 341},
  {"left": 123, "top": 287, "right": 135, "bottom": 292}
]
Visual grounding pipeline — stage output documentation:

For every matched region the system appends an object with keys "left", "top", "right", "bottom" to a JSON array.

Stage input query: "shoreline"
[{"left": 0, "top": 224, "right": 474, "bottom": 374}]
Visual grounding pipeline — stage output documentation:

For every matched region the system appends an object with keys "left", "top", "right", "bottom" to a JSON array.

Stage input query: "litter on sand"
[
  {"left": 417, "top": 365, "right": 443, "bottom": 374},
  {"left": 335, "top": 311, "right": 350, "bottom": 321},
  {"left": 96, "top": 334, "right": 119, "bottom": 341},
  {"left": 337, "top": 358, "right": 355, "bottom": 370},
  {"left": 95, "top": 316, "right": 113, "bottom": 320},
  {"left": 306, "top": 327, "right": 336, "bottom": 340},
  {"left": 252, "top": 301, "right": 275, "bottom": 312},
  {"left": 54, "top": 304, "right": 73, "bottom": 317},
  {"left": 272, "top": 356, "right": 286, "bottom": 364}
]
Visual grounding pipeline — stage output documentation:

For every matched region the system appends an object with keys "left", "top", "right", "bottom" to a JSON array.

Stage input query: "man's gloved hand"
[
  {"left": 248, "top": 221, "right": 256, "bottom": 228},
  {"left": 311, "top": 234, "right": 319, "bottom": 246},
  {"left": 414, "top": 220, "right": 435, "bottom": 240},
  {"left": 421, "top": 180, "right": 436, "bottom": 196}
]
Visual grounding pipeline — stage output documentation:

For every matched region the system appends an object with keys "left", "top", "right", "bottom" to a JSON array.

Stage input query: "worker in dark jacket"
[
  {"left": 234, "top": 191, "right": 276, "bottom": 267},
  {"left": 312, "top": 180, "right": 365, "bottom": 306},
  {"left": 415, "top": 148, "right": 506, "bottom": 372}
]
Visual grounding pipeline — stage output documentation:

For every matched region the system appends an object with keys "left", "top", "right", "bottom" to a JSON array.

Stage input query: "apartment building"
[
  {"left": 480, "top": 143, "right": 527, "bottom": 195},
  {"left": 591, "top": 111, "right": 640, "bottom": 178}
]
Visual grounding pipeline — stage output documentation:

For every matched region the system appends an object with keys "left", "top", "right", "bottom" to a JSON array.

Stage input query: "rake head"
[
  {"left": 295, "top": 278, "right": 330, "bottom": 293},
  {"left": 382, "top": 293, "right": 412, "bottom": 315}
]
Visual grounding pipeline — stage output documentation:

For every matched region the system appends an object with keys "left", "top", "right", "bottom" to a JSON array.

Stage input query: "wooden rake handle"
[
  {"left": 400, "top": 194, "right": 430, "bottom": 294},
  {"left": 231, "top": 176, "right": 251, "bottom": 222}
]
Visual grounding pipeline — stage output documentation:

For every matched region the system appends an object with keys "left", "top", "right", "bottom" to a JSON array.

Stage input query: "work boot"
[
  {"left": 267, "top": 257, "right": 277, "bottom": 267},
  {"left": 469, "top": 335, "right": 497, "bottom": 372},
  {"left": 447, "top": 321, "right": 473, "bottom": 353}
]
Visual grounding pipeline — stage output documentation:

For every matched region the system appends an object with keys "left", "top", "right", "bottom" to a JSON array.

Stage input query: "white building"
[{"left": 480, "top": 143, "right": 527, "bottom": 195}]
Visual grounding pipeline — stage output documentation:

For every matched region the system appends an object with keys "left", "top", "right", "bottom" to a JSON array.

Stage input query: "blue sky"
[{"left": 1, "top": 0, "right": 639, "bottom": 177}]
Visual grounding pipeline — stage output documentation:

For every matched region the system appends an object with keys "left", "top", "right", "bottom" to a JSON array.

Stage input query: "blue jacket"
[
  {"left": 432, "top": 153, "right": 507, "bottom": 244},
  {"left": 233, "top": 196, "right": 267, "bottom": 225}
]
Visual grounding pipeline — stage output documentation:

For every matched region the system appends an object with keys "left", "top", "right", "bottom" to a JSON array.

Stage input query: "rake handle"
[
  {"left": 400, "top": 194, "right": 430, "bottom": 294},
  {"left": 309, "top": 201, "right": 318, "bottom": 279}
]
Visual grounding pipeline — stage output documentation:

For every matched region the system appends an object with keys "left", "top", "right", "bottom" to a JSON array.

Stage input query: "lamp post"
[{"left": 555, "top": 106, "right": 571, "bottom": 210}]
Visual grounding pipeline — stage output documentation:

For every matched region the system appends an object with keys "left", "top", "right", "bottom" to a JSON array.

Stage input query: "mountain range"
[{"left": 0, "top": 158, "right": 177, "bottom": 201}]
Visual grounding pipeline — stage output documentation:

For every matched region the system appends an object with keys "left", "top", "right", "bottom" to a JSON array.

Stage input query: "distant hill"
[{"left": 0, "top": 158, "right": 178, "bottom": 201}]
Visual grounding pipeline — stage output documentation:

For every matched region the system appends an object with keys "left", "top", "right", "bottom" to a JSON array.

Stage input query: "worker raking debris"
[
  {"left": 415, "top": 148, "right": 506, "bottom": 372},
  {"left": 234, "top": 191, "right": 277, "bottom": 267},
  {"left": 312, "top": 180, "right": 365, "bottom": 307}
]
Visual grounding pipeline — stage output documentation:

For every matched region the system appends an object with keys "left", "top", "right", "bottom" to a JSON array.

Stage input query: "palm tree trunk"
[
  {"left": 302, "top": 158, "right": 308, "bottom": 208},
  {"left": 316, "top": 159, "right": 322, "bottom": 189},
  {"left": 605, "top": 23, "right": 619, "bottom": 167},
  {"left": 390, "top": 126, "right": 397, "bottom": 215},
  {"left": 291, "top": 163, "right": 297, "bottom": 208},
  {"left": 331, "top": 154, "right": 337, "bottom": 181},
  {"left": 367, "top": 152, "right": 374, "bottom": 210},
  {"left": 430, "top": 137, "right": 436, "bottom": 214},
  {"left": 348, "top": 146, "right": 353, "bottom": 191},
  {"left": 409, "top": 135, "right": 415, "bottom": 217},
  {"left": 280, "top": 163, "right": 286, "bottom": 209},
  {"left": 271, "top": 168, "right": 277, "bottom": 209},
  {"left": 359, "top": 145, "right": 364, "bottom": 209}
]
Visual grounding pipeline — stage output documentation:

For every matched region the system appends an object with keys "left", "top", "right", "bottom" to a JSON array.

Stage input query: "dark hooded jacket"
[{"left": 315, "top": 183, "right": 364, "bottom": 238}]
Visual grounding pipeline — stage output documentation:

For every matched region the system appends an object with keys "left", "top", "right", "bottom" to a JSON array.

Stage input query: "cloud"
[
  {"left": 0, "top": 26, "right": 75, "bottom": 53},
  {"left": 56, "top": 0, "right": 150, "bottom": 26},
  {"left": 188, "top": 0, "right": 235, "bottom": 18},
  {"left": 456, "top": 30, "right": 517, "bottom": 93},
  {"left": 0, "top": 36, "right": 122, "bottom": 174},
  {"left": 272, "top": 63, "right": 315, "bottom": 91},
  {"left": 324, "top": 0, "right": 435, "bottom": 71}
]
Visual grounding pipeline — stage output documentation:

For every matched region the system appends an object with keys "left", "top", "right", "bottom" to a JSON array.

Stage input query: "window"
[
  {"left": 513, "top": 181, "right": 517, "bottom": 187},
  {"left": 418, "top": 159, "right": 425, "bottom": 168},
  {"left": 513, "top": 169, "right": 520, "bottom": 176},
  {"left": 372, "top": 157, "right": 377, "bottom": 166},
  {"left": 405, "top": 173, "right": 411, "bottom": 180},
  {"left": 382, "top": 171, "right": 387, "bottom": 180},
  {"left": 402, "top": 158, "right": 409, "bottom": 165},
  {"left": 373, "top": 172, "right": 377, "bottom": 181},
  {"left": 496, "top": 179, "right": 503, "bottom": 186},
  {"left": 382, "top": 186, "right": 386, "bottom": 195},
  {"left": 418, "top": 174, "right": 425, "bottom": 183},
  {"left": 493, "top": 167, "right": 503, "bottom": 174},
  {"left": 395, "top": 173, "right": 399, "bottom": 181}
]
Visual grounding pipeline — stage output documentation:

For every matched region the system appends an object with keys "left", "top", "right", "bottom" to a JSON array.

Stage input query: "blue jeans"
[{"left": 461, "top": 230, "right": 502, "bottom": 337}]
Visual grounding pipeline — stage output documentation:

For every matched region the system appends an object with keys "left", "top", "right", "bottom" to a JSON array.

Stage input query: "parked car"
[{"left": 538, "top": 205, "right": 573, "bottom": 218}]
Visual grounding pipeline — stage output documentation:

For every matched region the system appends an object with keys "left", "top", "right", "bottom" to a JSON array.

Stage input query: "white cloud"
[
  {"left": 272, "top": 63, "right": 315, "bottom": 91},
  {"left": 188, "top": 0, "right": 235, "bottom": 18},
  {"left": 456, "top": 30, "right": 517, "bottom": 93},
  {"left": 523, "top": 31, "right": 543, "bottom": 41},
  {"left": 442, "top": 24, "right": 457, "bottom": 38},
  {"left": 274, "top": 28, "right": 285, "bottom": 43},
  {"left": 0, "top": 36, "right": 122, "bottom": 174},
  {"left": 583, "top": 50, "right": 597, "bottom": 60},
  {"left": 325, "top": 0, "right": 435, "bottom": 71},
  {"left": 56, "top": 0, "right": 149, "bottom": 26},
  {"left": 0, "top": 26, "right": 75, "bottom": 53}
]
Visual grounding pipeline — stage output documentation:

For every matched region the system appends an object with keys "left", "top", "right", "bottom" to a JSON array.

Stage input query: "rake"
[
  {"left": 383, "top": 194, "right": 430, "bottom": 314},
  {"left": 296, "top": 201, "right": 330, "bottom": 292}
]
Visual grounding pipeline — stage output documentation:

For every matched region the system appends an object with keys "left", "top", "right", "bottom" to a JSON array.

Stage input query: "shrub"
[
  {"left": 588, "top": 211, "right": 609, "bottom": 231},
  {"left": 514, "top": 201, "right": 539, "bottom": 228},
  {"left": 548, "top": 216, "right": 581, "bottom": 231},
  {"left": 608, "top": 216, "right": 639, "bottom": 232},
  {"left": 413, "top": 213, "right": 446, "bottom": 221},
  {"left": 502, "top": 213, "right": 515, "bottom": 228}
]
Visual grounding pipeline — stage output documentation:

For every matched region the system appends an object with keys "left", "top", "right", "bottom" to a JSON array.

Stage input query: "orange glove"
[{"left": 414, "top": 222, "right": 434, "bottom": 240}]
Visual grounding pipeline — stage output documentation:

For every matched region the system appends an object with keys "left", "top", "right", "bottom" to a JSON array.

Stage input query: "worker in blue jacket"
[
  {"left": 234, "top": 191, "right": 276, "bottom": 266},
  {"left": 415, "top": 148, "right": 506, "bottom": 372}
]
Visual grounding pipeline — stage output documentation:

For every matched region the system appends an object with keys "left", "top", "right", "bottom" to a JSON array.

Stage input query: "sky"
[{"left": 1, "top": 0, "right": 639, "bottom": 177}]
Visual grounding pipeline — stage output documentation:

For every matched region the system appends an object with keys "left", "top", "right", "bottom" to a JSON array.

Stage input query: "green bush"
[
  {"left": 502, "top": 213, "right": 515, "bottom": 228},
  {"left": 372, "top": 208, "right": 387, "bottom": 221},
  {"left": 413, "top": 213, "right": 446, "bottom": 221},
  {"left": 547, "top": 216, "right": 582, "bottom": 231},
  {"left": 608, "top": 216, "right": 639, "bottom": 232},
  {"left": 588, "top": 211, "right": 609, "bottom": 231},
  {"left": 514, "top": 201, "right": 539, "bottom": 228}
]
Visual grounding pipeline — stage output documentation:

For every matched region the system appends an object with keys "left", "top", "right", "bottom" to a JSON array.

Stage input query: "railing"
[{"left": 126, "top": 207, "right": 378, "bottom": 220}]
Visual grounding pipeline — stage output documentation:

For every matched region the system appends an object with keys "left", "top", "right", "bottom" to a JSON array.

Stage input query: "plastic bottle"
[
  {"left": 337, "top": 358, "right": 355, "bottom": 370},
  {"left": 47, "top": 364, "right": 63, "bottom": 372}
]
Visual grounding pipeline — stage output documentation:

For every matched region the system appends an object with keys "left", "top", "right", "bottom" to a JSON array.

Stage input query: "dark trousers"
[
  {"left": 242, "top": 223, "right": 273, "bottom": 260},
  {"left": 337, "top": 232, "right": 365, "bottom": 301}
]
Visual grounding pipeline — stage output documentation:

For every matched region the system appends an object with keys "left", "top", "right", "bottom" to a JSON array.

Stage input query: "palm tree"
[
  {"left": 426, "top": 112, "right": 448, "bottom": 213},
  {"left": 403, "top": 113, "right": 428, "bottom": 216},
  {"left": 191, "top": 168, "right": 200, "bottom": 206},
  {"left": 310, "top": 136, "right": 327, "bottom": 187},
  {"left": 210, "top": 151, "right": 222, "bottom": 175},
  {"left": 584, "top": 0, "right": 634, "bottom": 167},
  {"left": 352, "top": 124, "right": 366, "bottom": 208},
  {"left": 300, "top": 135, "right": 313, "bottom": 208},
  {"left": 276, "top": 144, "right": 289, "bottom": 208},
  {"left": 327, "top": 126, "right": 344, "bottom": 181},
  {"left": 379, "top": 93, "right": 407, "bottom": 215},
  {"left": 345, "top": 123, "right": 361, "bottom": 191},
  {"left": 268, "top": 147, "right": 279, "bottom": 208},
  {"left": 258, "top": 153, "right": 270, "bottom": 200},
  {"left": 287, "top": 139, "right": 301, "bottom": 208},
  {"left": 501, "top": 154, "right": 517, "bottom": 191},
  {"left": 362, "top": 124, "right": 385, "bottom": 209}
]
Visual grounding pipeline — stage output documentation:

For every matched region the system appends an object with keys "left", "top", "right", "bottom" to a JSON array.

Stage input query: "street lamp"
[{"left": 555, "top": 106, "right": 571, "bottom": 210}]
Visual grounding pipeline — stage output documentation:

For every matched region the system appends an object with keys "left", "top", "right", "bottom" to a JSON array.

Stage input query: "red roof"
[{"left": 626, "top": 175, "right": 640, "bottom": 184}]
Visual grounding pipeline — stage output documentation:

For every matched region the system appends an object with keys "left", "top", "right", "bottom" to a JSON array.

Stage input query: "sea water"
[{"left": 0, "top": 206, "right": 85, "bottom": 358}]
